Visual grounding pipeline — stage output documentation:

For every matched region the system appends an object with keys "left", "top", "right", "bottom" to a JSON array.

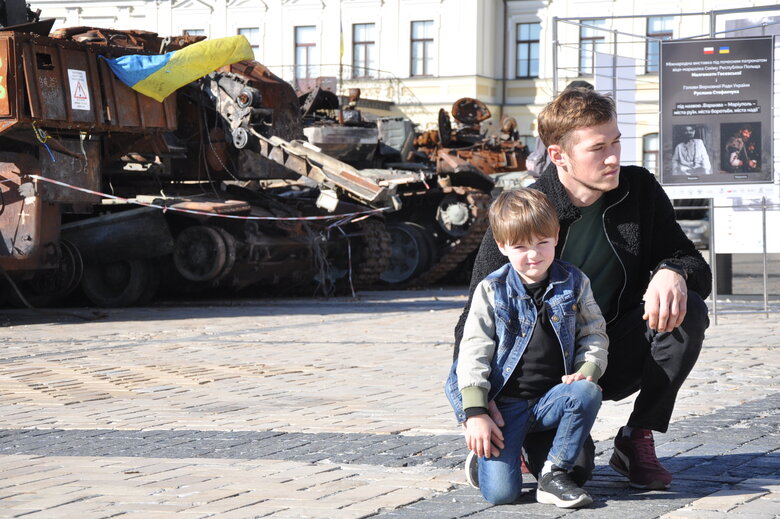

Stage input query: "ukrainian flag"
[{"left": 102, "top": 35, "right": 254, "bottom": 102}]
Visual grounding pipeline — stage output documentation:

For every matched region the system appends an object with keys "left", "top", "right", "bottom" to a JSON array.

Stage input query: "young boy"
[{"left": 444, "top": 188, "right": 608, "bottom": 509}]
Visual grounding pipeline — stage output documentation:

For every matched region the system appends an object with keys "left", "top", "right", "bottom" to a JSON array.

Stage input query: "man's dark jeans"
[
  {"left": 599, "top": 291, "right": 709, "bottom": 433},
  {"left": 523, "top": 291, "right": 709, "bottom": 480}
]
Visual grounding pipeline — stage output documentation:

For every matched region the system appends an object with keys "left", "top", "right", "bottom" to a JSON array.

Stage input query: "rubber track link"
[{"left": 415, "top": 186, "right": 491, "bottom": 285}]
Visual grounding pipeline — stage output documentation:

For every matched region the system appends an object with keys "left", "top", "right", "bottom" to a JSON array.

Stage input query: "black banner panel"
[{"left": 660, "top": 37, "right": 773, "bottom": 185}]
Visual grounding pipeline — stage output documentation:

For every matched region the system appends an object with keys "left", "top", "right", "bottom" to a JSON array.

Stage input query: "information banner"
[{"left": 660, "top": 37, "right": 773, "bottom": 185}]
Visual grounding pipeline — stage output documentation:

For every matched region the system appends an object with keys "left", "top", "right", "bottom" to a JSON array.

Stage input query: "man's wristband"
[{"left": 653, "top": 261, "right": 688, "bottom": 280}]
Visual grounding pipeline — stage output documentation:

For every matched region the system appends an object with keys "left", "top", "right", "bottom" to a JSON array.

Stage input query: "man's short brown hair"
[
  {"left": 490, "top": 188, "right": 559, "bottom": 246},
  {"left": 538, "top": 87, "right": 616, "bottom": 151}
]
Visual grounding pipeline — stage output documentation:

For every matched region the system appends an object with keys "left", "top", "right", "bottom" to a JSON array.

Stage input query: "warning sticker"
[{"left": 68, "top": 69, "right": 90, "bottom": 111}]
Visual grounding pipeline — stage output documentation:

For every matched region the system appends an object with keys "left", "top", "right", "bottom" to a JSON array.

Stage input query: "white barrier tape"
[{"left": 27, "top": 174, "right": 389, "bottom": 222}]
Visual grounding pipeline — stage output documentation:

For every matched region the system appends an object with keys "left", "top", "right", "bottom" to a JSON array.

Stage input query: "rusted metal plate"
[
  {"left": 2, "top": 31, "right": 177, "bottom": 133},
  {"left": 30, "top": 43, "right": 70, "bottom": 121},
  {"left": 97, "top": 52, "right": 176, "bottom": 130},
  {"left": 137, "top": 92, "right": 166, "bottom": 128},
  {"left": 0, "top": 38, "right": 10, "bottom": 117},
  {"left": 38, "top": 139, "right": 101, "bottom": 204},
  {"left": 0, "top": 155, "right": 60, "bottom": 271},
  {"left": 98, "top": 57, "right": 140, "bottom": 128},
  {"left": 59, "top": 46, "right": 101, "bottom": 124}
]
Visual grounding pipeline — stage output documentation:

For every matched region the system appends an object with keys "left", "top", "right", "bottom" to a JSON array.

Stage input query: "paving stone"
[{"left": 1, "top": 290, "right": 779, "bottom": 518}]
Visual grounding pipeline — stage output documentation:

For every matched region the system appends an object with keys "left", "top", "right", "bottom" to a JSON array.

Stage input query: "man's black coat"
[{"left": 453, "top": 164, "right": 712, "bottom": 356}]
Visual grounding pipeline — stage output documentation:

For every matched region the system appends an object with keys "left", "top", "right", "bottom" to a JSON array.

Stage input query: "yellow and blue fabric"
[{"left": 102, "top": 35, "right": 254, "bottom": 102}]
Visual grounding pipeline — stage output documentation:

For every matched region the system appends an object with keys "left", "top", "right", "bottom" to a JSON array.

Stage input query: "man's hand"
[
  {"left": 487, "top": 399, "right": 505, "bottom": 427},
  {"left": 464, "top": 414, "right": 504, "bottom": 458},
  {"left": 643, "top": 268, "right": 688, "bottom": 332}
]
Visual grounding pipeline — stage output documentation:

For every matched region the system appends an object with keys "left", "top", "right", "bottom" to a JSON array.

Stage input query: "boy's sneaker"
[
  {"left": 465, "top": 450, "right": 479, "bottom": 488},
  {"left": 610, "top": 427, "right": 672, "bottom": 490},
  {"left": 523, "top": 431, "right": 594, "bottom": 486},
  {"left": 536, "top": 468, "right": 593, "bottom": 509}
]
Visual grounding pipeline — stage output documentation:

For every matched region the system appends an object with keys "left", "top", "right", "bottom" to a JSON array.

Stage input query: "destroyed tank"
[
  {"left": 293, "top": 89, "right": 498, "bottom": 286},
  {"left": 0, "top": 3, "right": 395, "bottom": 307},
  {"left": 414, "top": 97, "right": 532, "bottom": 188}
]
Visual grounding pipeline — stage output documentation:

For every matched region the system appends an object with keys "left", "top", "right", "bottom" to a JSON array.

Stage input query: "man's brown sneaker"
[{"left": 609, "top": 427, "right": 672, "bottom": 490}]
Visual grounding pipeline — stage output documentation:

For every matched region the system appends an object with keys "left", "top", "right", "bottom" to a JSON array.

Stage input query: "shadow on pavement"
[{"left": 1, "top": 288, "right": 469, "bottom": 327}]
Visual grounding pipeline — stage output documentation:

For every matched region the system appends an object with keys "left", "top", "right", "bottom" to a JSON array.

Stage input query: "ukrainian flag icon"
[{"left": 102, "top": 35, "right": 254, "bottom": 102}]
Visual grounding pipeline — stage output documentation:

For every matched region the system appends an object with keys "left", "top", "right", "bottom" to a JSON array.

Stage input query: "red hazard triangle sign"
[
  {"left": 68, "top": 69, "right": 91, "bottom": 111},
  {"left": 74, "top": 81, "right": 88, "bottom": 99}
]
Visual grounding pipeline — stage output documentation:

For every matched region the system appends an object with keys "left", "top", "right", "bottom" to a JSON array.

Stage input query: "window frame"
[
  {"left": 410, "top": 20, "right": 434, "bottom": 77},
  {"left": 515, "top": 22, "right": 541, "bottom": 79},
  {"left": 294, "top": 25, "right": 317, "bottom": 81},
  {"left": 645, "top": 16, "right": 674, "bottom": 74},
  {"left": 352, "top": 23, "right": 376, "bottom": 79},
  {"left": 643, "top": 133, "right": 660, "bottom": 177},
  {"left": 578, "top": 19, "right": 606, "bottom": 76},
  {"left": 237, "top": 27, "right": 260, "bottom": 50}
]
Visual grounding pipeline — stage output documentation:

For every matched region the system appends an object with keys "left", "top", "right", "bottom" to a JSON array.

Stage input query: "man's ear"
[
  {"left": 496, "top": 241, "right": 508, "bottom": 257},
  {"left": 548, "top": 144, "right": 566, "bottom": 167}
]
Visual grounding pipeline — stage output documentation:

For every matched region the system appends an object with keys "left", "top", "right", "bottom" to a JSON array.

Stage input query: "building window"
[
  {"left": 184, "top": 29, "right": 205, "bottom": 36},
  {"left": 294, "top": 25, "right": 317, "bottom": 80},
  {"left": 410, "top": 20, "right": 433, "bottom": 77},
  {"left": 516, "top": 22, "right": 540, "bottom": 78},
  {"left": 238, "top": 27, "right": 260, "bottom": 50},
  {"left": 352, "top": 23, "right": 376, "bottom": 78},
  {"left": 643, "top": 133, "right": 659, "bottom": 177},
  {"left": 646, "top": 16, "right": 673, "bottom": 73},
  {"left": 579, "top": 18, "right": 607, "bottom": 76}
]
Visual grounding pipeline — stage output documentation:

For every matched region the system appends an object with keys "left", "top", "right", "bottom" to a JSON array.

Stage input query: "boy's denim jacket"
[{"left": 445, "top": 260, "right": 608, "bottom": 423}]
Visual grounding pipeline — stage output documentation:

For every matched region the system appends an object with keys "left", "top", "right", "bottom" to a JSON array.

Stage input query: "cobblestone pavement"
[{"left": 0, "top": 289, "right": 778, "bottom": 518}]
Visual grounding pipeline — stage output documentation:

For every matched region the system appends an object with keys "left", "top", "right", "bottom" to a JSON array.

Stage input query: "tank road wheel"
[
  {"left": 379, "top": 222, "right": 435, "bottom": 285},
  {"left": 173, "top": 225, "right": 227, "bottom": 282},
  {"left": 7, "top": 240, "right": 84, "bottom": 307},
  {"left": 136, "top": 259, "right": 162, "bottom": 306},
  {"left": 81, "top": 258, "right": 151, "bottom": 307},
  {"left": 436, "top": 193, "right": 474, "bottom": 238},
  {"left": 212, "top": 227, "right": 237, "bottom": 283},
  {"left": 405, "top": 221, "right": 437, "bottom": 270},
  {"left": 416, "top": 187, "right": 491, "bottom": 285}
]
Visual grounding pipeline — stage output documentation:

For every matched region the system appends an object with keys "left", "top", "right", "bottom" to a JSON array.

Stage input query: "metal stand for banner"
[
  {"left": 708, "top": 197, "right": 777, "bottom": 323},
  {"left": 762, "top": 197, "right": 769, "bottom": 319},
  {"left": 709, "top": 198, "right": 718, "bottom": 325}
]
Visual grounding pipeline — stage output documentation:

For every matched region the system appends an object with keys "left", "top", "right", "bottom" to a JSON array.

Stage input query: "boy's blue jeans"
[{"left": 478, "top": 380, "right": 602, "bottom": 505}]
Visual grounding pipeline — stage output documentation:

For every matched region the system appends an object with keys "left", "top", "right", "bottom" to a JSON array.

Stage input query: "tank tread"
[
  {"left": 352, "top": 218, "right": 392, "bottom": 287},
  {"left": 415, "top": 186, "right": 491, "bottom": 285}
]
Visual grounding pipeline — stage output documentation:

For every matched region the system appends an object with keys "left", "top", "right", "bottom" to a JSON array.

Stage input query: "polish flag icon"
[{"left": 703, "top": 47, "right": 714, "bottom": 54}]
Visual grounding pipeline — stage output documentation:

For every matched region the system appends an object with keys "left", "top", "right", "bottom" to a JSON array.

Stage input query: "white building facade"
[{"left": 28, "top": 0, "right": 780, "bottom": 167}]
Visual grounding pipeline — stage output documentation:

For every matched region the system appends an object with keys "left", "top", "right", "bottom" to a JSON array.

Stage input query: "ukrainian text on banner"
[{"left": 102, "top": 35, "right": 254, "bottom": 102}]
